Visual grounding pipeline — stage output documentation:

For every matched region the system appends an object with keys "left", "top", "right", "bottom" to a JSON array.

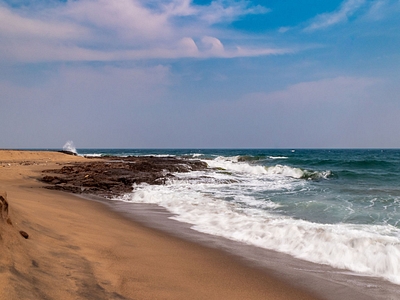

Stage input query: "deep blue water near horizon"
[{"left": 70, "top": 148, "right": 400, "bottom": 285}]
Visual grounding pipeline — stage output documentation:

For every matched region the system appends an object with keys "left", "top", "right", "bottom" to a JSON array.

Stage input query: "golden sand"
[{"left": 0, "top": 150, "right": 319, "bottom": 299}]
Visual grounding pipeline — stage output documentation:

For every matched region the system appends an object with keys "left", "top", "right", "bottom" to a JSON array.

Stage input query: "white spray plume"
[{"left": 63, "top": 140, "right": 77, "bottom": 154}]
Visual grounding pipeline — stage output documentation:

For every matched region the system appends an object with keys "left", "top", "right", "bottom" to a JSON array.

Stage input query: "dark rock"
[
  {"left": 19, "top": 231, "right": 29, "bottom": 239},
  {"left": 0, "top": 193, "right": 9, "bottom": 222},
  {"left": 0, "top": 193, "right": 13, "bottom": 227},
  {"left": 41, "top": 176, "right": 67, "bottom": 185},
  {"left": 40, "top": 156, "right": 208, "bottom": 198},
  {"left": 58, "top": 150, "right": 77, "bottom": 156}
]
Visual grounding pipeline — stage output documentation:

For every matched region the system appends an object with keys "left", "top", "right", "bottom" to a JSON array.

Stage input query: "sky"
[{"left": 1, "top": 0, "right": 400, "bottom": 148}]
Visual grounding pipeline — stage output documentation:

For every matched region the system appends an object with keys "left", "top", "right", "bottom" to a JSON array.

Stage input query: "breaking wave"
[{"left": 63, "top": 140, "right": 77, "bottom": 154}]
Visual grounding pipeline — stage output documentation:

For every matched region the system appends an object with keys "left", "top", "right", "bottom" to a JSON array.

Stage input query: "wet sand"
[
  {"left": 109, "top": 201, "right": 400, "bottom": 300},
  {"left": 0, "top": 150, "right": 320, "bottom": 299}
]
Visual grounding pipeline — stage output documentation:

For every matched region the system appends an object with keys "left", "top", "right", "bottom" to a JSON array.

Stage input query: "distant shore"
[{"left": 0, "top": 150, "right": 320, "bottom": 300}]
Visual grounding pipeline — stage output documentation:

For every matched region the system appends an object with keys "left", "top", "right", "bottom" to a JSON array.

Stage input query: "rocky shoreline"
[{"left": 40, "top": 156, "right": 208, "bottom": 198}]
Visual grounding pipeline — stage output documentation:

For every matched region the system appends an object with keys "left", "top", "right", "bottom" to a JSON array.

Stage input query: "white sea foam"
[
  {"left": 205, "top": 157, "right": 271, "bottom": 175},
  {"left": 143, "top": 154, "right": 176, "bottom": 157},
  {"left": 203, "top": 158, "right": 330, "bottom": 180},
  {"left": 266, "top": 165, "right": 304, "bottom": 178},
  {"left": 117, "top": 180, "right": 400, "bottom": 285},
  {"left": 268, "top": 156, "right": 289, "bottom": 159},
  {"left": 113, "top": 156, "right": 400, "bottom": 285},
  {"left": 83, "top": 153, "right": 103, "bottom": 157}
]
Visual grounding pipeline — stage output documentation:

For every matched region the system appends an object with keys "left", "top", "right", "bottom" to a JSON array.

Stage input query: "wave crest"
[{"left": 265, "top": 165, "right": 331, "bottom": 180}]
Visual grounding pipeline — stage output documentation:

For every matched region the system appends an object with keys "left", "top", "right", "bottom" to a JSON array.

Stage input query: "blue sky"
[{"left": 1, "top": 0, "right": 400, "bottom": 148}]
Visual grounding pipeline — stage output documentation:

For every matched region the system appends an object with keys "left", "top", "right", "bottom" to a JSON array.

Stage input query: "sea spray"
[{"left": 63, "top": 140, "right": 77, "bottom": 154}]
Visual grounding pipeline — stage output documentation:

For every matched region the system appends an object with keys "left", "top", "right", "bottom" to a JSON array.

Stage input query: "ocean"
[{"left": 77, "top": 148, "right": 400, "bottom": 292}]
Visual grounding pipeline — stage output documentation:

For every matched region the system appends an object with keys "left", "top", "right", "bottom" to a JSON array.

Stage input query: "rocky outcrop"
[
  {"left": 0, "top": 191, "right": 28, "bottom": 239},
  {"left": 0, "top": 191, "right": 12, "bottom": 225},
  {"left": 40, "top": 156, "right": 208, "bottom": 198},
  {"left": 58, "top": 150, "right": 77, "bottom": 156}
]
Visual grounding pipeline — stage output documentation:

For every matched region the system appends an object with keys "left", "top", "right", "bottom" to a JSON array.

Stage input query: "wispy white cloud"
[
  {"left": 363, "top": 0, "right": 400, "bottom": 21},
  {"left": 197, "top": 0, "right": 270, "bottom": 24},
  {"left": 365, "top": 0, "right": 388, "bottom": 20},
  {"left": 305, "top": 0, "right": 366, "bottom": 31},
  {"left": 62, "top": 0, "right": 172, "bottom": 42},
  {"left": 0, "top": 0, "right": 280, "bottom": 63},
  {"left": 245, "top": 76, "right": 378, "bottom": 104},
  {"left": 162, "top": 0, "right": 198, "bottom": 17},
  {"left": 213, "top": 76, "right": 383, "bottom": 148},
  {"left": 0, "top": 6, "right": 88, "bottom": 40}
]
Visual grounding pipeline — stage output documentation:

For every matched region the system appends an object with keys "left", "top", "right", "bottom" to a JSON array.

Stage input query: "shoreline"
[
  {"left": 0, "top": 150, "right": 320, "bottom": 299},
  {"left": 92, "top": 197, "right": 400, "bottom": 300},
  {"left": 1, "top": 150, "right": 399, "bottom": 299}
]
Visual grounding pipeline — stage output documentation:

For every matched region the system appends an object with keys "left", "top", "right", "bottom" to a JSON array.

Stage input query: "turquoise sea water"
[{"left": 76, "top": 149, "right": 400, "bottom": 284}]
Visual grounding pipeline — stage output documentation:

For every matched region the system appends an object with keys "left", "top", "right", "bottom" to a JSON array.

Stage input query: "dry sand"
[{"left": 0, "top": 150, "right": 320, "bottom": 300}]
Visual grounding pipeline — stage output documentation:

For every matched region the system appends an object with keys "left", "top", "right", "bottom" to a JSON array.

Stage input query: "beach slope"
[{"left": 0, "top": 150, "right": 319, "bottom": 300}]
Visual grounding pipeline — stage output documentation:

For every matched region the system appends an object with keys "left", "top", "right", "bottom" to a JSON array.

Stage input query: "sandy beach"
[{"left": 0, "top": 150, "right": 320, "bottom": 300}]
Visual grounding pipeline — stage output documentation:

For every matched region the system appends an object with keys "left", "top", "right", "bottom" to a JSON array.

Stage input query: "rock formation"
[
  {"left": 40, "top": 156, "right": 208, "bottom": 198},
  {"left": 0, "top": 191, "right": 12, "bottom": 226}
]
